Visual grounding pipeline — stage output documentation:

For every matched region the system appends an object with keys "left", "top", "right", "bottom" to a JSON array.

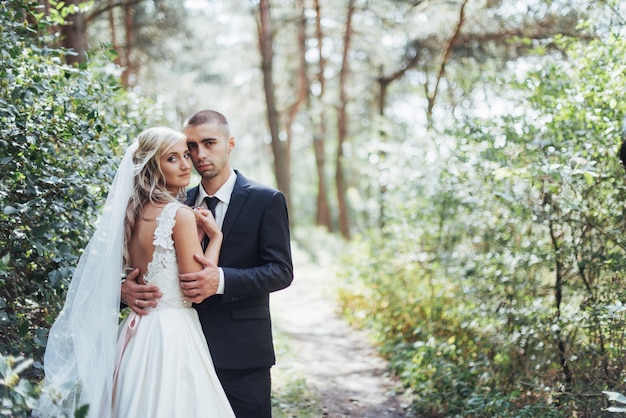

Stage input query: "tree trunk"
[
  {"left": 375, "top": 52, "right": 418, "bottom": 229},
  {"left": 313, "top": 131, "right": 332, "bottom": 229},
  {"left": 61, "top": 0, "right": 88, "bottom": 65},
  {"left": 257, "top": 0, "right": 291, "bottom": 210},
  {"left": 108, "top": 0, "right": 122, "bottom": 67},
  {"left": 120, "top": 3, "right": 135, "bottom": 88},
  {"left": 545, "top": 191, "right": 573, "bottom": 398},
  {"left": 312, "top": 0, "right": 332, "bottom": 230},
  {"left": 283, "top": 0, "right": 307, "bottom": 211},
  {"left": 335, "top": 0, "right": 355, "bottom": 240}
]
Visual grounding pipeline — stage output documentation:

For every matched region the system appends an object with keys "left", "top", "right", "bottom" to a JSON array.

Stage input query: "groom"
[{"left": 121, "top": 109, "right": 294, "bottom": 417}]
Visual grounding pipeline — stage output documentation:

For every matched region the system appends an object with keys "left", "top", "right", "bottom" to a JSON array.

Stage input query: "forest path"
[{"left": 271, "top": 245, "right": 417, "bottom": 417}]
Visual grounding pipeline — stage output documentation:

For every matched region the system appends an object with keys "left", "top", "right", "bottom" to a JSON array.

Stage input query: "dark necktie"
[
  {"left": 201, "top": 196, "right": 219, "bottom": 250},
  {"left": 204, "top": 196, "right": 219, "bottom": 218}
]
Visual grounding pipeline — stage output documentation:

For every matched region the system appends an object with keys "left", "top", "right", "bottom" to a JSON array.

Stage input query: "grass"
[{"left": 271, "top": 328, "right": 323, "bottom": 417}]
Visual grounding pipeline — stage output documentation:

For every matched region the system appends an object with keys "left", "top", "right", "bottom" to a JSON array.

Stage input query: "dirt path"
[{"left": 271, "top": 247, "right": 417, "bottom": 417}]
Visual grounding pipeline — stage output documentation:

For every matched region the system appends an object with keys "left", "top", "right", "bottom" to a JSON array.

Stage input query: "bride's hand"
[
  {"left": 193, "top": 207, "right": 221, "bottom": 242},
  {"left": 194, "top": 207, "right": 208, "bottom": 242}
]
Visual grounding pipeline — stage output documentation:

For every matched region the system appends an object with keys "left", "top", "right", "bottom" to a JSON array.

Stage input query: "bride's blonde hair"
[{"left": 123, "top": 127, "right": 187, "bottom": 270}]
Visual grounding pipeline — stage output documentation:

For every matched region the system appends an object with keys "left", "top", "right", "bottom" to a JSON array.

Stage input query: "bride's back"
[
  {"left": 128, "top": 202, "right": 163, "bottom": 284},
  {"left": 126, "top": 201, "right": 189, "bottom": 307}
]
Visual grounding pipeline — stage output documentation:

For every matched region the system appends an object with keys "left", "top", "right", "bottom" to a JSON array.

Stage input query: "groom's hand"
[
  {"left": 179, "top": 253, "right": 219, "bottom": 304},
  {"left": 121, "top": 268, "right": 162, "bottom": 315}
]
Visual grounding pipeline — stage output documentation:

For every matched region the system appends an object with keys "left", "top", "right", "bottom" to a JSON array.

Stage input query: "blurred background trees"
[{"left": 2, "top": 0, "right": 626, "bottom": 415}]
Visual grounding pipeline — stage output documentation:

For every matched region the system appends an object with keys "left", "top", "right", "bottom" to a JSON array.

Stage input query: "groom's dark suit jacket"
[{"left": 185, "top": 170, "right": 293, "bottom": 370}]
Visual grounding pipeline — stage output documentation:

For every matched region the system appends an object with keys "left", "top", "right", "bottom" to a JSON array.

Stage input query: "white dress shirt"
[{"left": 193, "top": 170, "right": 237, "bottom": 294}]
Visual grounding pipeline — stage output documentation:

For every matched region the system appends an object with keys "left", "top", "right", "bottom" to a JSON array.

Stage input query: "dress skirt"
[{"left": 113, "top": 307, "right": 235, "bottom": 418}]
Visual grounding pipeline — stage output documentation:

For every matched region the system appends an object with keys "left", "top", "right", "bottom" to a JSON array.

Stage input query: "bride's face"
[{"left": 160, "top": 138, "right": 192, "bottom": 194}]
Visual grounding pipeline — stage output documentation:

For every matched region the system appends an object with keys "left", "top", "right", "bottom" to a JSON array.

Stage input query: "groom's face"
[{"left": 185, "top": 122, "right": 234, "bottom": 182}]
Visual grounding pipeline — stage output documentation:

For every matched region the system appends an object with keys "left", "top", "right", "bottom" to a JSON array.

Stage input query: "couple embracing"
[{"left": 35, "top": 110, "right": 294, "bottom": 417}]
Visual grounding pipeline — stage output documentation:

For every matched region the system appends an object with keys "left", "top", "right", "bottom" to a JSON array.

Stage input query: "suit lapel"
[
  {"left": 222, "top": 172, "right": 250, "bottom": 240},
  {"left": 185, "top": 186, "right": 199, "bottom": 207}
]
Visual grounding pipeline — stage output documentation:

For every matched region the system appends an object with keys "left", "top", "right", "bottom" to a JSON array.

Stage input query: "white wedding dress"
[{"left": 112, "top": 202, "right": 235, "bottom": 418}]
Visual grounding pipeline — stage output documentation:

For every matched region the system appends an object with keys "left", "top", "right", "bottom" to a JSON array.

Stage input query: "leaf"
[
  {"left": 603, "top": 391, "right": 626, "bottom": 404},
  {"left": 17, "top": 321, "right": 29, "bottom": 337},
  {"left": 48, "top": 270, "right": 63, "bottom": 287},
  {"left": 582, "top": 170, "right": 598, "bottom": 185},
  {"left": 607, "top": 407, "right": 626, "bottom": 412},
  {"left": 11, "top": 358, "right": 33, "bottom": 376},
  {"left": 493, "top": 191, "right": 515, "bottom": 202},
  {"left": 42, "top": 175, "right": 61, "bottom": 185},
  {"left": 492, "top": 167, "right": 512, "bottom": 180},
  {"left": 75, "top": 404, "right": 90, "bottom": 418}
]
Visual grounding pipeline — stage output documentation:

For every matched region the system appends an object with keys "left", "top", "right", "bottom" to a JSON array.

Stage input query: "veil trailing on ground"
[{"left": 34, "top": 142, "right": 139, "bottom": 418}]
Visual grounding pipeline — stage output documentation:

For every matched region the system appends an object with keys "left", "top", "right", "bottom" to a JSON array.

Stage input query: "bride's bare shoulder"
[{"left": 173, "top": 205, "right": 196, "bottom": 228}]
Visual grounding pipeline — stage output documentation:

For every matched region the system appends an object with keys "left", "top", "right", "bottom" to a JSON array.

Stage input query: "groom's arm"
[
  {"left": 221, "top": 191, "right": 293, "bottom": 300},
  {"left": 179, "top": 257, "right": 221, "bottom": 303}
]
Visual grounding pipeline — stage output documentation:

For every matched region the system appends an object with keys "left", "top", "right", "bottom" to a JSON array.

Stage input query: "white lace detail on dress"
[{"left": 144, "top": 202, "right": 191, "bottom": 309}]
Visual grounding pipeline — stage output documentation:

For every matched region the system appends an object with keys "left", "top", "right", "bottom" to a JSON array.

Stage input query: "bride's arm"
[
  {"left": 173, "top": 207, "right": 215, "bottom": 273},
  {"left": 192, "top": 207, "right": 222, "bottom": 265},
  {"left": 175, "top": 207, "right": 222, "bottom": 303}
]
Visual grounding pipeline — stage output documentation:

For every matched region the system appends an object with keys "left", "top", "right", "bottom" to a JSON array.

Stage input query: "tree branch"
[
  {"left": 428, "top": 0, "right": 469, "bottom": 122},
  {"left": 85, "top": 0, "right": 144, "bottom": 25}
]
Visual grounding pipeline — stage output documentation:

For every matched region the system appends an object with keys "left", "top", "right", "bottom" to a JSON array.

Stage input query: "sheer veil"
[{"left": 34, "top": 142, "right": 138, "bottom": 418}]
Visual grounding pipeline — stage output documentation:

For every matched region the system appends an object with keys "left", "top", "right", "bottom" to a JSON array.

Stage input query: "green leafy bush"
[
  {"left": 0, "top": 0, "right": 165, "bottom": 368},
  {"left": 339, "top": 35, "right": 626, "bottom": 417},
  {"left": 0, "top": 354, "right": 38, "bottom": 417}
]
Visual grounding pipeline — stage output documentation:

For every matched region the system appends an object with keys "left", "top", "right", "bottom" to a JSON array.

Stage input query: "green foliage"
[
  {"left": 0, "top": 354, "right": 38, "bottom": 417},
  {"left": 339, "top": 34, "right": 626, "bottom": 417},
  {"left": 0, "top": 0, "right": 164, "bottom": 367},
  {"left": 271, "top": 376, "right": 321, "bottom": 418},
  {"left": 44, "top": 0, "right": 93, "bottom": 25},
  {"left": 0, "top": 352, "right": 89, "bottom": 418}
]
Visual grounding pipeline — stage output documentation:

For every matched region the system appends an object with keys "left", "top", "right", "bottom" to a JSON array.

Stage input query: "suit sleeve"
[{"left": 220, "top": 191, "right": 293, "bottom": 302}]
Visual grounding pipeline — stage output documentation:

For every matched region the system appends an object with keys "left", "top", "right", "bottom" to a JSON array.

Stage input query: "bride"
[{"left": 35, "top": 127, "right": 235, "bottom": 417}]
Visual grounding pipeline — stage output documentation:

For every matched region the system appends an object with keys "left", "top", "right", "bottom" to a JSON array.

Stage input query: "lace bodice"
[{"left": 144, "top": 201, "right": 191, "bottom": 309}]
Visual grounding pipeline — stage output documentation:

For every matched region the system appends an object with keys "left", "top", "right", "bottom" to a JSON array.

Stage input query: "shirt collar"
[{"left": 196, "top": 169, "right": 237, "bottom": 205}]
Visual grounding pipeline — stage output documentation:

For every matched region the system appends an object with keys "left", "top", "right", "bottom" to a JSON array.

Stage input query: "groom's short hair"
[{"left": 183, "top": 110, "right": 229, "bottom": 129}]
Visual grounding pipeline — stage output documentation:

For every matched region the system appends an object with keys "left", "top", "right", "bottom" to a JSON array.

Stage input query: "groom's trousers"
[{"left": 216, "top": 367, "right": 272, "bottom": 418}]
